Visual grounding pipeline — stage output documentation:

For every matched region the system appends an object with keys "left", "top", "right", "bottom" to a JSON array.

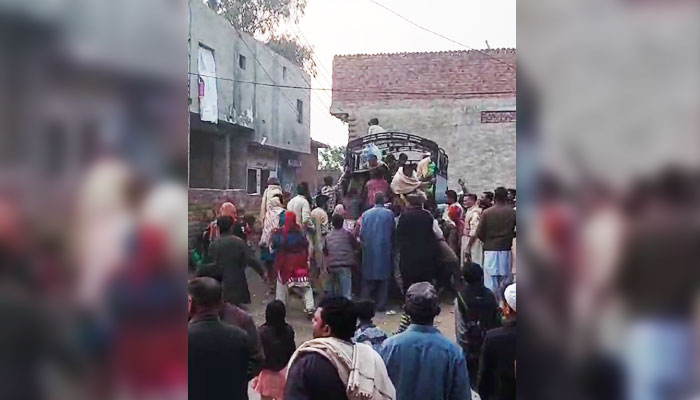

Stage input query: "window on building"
[
  {"left": 247, "top": 169, "right": 258, "bottom": 194},
  {"left": 239, "top": 54, "right": 247, "bottom": 70},
  {"left": 283, "top": 66, "right": 287, "bottom": 80},
  {"left": 296, "top": 99, "right": 303, "bottom": 124},
  {"left": 246, "top": 168, "right": 272, "bottom": 194}
]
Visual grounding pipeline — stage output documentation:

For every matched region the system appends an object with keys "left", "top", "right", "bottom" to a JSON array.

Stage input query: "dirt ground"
[{"left": 242, "top": 269, "right": 458, "bottom": 344}]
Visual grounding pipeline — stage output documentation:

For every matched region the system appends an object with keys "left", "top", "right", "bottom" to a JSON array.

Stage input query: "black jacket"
[
  {"left": 208, "top": 234, "right": 264, "bottom": 305},
  {"left": 259, "top": 323, "right": 296, "bottom": 371},
  {"left": 396, "top": 207, "right": 437, "bottom": 287},
  {"left": 284, "top": 352, "right": 348, "bottom": 400},
  {"left": 188, "top": 313, "right": 262, "bottom": 400},
  {"left": 478, "top": 319, "right": 517, "bottom": 400}
]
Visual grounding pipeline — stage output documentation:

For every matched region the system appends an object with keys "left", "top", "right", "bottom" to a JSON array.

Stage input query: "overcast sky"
[{"left": 281, "top": 0, "right": 516, "bottom": 146}]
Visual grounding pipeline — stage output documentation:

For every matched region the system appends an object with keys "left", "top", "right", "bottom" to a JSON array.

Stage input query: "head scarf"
[
  {"left": 219, "top": 202, "right": 237, "bottom": 220},
  {"left": 283, "top": 211, "right": 300, "bottom": 237},
  {"left": 265, "top": 300, "right": 287, "bottom": 328}
]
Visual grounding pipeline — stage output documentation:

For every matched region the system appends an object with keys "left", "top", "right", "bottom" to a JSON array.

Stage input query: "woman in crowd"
[
  {"left": 252, "top": 300, "right": 296, "bottom": 400},
  {"left": 260, "top": 194, "right": 285, "bottom": 294},
  {"left": 271, "top": 211, "right": 315, "bottom": 317}
]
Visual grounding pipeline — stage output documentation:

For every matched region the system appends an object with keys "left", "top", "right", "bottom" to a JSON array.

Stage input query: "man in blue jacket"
[
  {"left": 380, "top": 282, "right": 471, "bottom": 400},
  {"left": 360, "top": 192, "right": 395, "bottom": 311}
]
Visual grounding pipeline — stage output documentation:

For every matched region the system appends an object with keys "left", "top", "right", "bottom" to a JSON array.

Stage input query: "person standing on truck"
[{"left": 367, "top": 117, "right": 387, "bottom": 135}]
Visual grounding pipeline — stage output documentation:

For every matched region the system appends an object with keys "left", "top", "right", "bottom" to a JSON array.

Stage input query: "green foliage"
[
  {"left": 266, "top": 33, "right": 317, "bottom": 77},
  {"left": 206, "top": 0, "right": 307, "bottom": 35},
  {"left": 205, "top": 0, "right": 317, "bottom": 76},
  {"left": 318, "top": 146, "right": 345, "bottom": 172}
]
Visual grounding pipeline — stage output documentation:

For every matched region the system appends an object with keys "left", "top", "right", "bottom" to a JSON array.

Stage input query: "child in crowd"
[
  {"left": 253, "top": 300, "right": 296, "bottom": 400},
  {"left": 353, "top": 299, "right": 388, "bottom": 353},
  {"left": 323, "top": 213, "right": 358, "bottom": 299}
]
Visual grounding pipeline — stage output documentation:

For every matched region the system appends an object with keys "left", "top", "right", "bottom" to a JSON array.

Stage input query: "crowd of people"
[{"left": 188, "top": 164, "right": 517, "bottom": 399}]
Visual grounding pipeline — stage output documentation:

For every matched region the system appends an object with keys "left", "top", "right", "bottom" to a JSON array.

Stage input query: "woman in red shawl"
[{"left": 271, "top": 211, "right": 315, "bottom": 316}]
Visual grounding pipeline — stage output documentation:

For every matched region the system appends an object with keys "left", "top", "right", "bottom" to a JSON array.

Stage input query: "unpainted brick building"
[{"left": 331, "top": 49, "right": 516, "bottom": 193}]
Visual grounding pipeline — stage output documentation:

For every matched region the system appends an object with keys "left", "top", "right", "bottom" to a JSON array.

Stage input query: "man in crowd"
[
  {"left": 396, "top": 193, "right": 437, "bottom": 293},
  {"left": 360, "top": 192, "right": 395, "bottom": 312},
  {"left": 207, "top": 215, "right": 266, "bottom": 307},
  {"left": 188, "top": 277, "right": 261, "bottom": 400},
  {"left": 481, "top": 192, "right": 494, "bottom": 209},
  {"left": 288, "top": 183, "right": 313, "bottom": 228},
  {"left": 195, "top": 268, "right": 264, "bottom": 361},
  {"left": 321, "top": 176, "right": 338, "bottom": 213},
  {"left": 310, "top": 195, "right": 330, "bottom": 285},
  {"left": 476, "top": 187, "right": 516, "bottom": 303},
  {"left": 478, "top": 283, "right": 517, "bottom": 400},
  {"left": 462, "top": 193, "right": 483, "bottom": 266},
  {"left": 443, "top": 190, "right": 463, "bottom": 222},
  {"left": 285, "top": 296, "right": 395, "bottom": 400},
  {"left": 380, "top": 282, "right": 471, "bottom": 400},
  {"left": 507, "top": 188, "right": 516, "bottom": 208},
  {"left": 455, "top": 262, "right": 500, "bottom": 388}
]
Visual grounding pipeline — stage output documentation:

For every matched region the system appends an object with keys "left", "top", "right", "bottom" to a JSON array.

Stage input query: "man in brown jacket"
[{"left": 476, "top": 187, "right": 515, "bottom": 303}]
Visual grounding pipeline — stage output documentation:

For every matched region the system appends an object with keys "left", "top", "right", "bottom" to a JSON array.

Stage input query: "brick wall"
[{"left": 331, "top": 49, "right": 515, "bottom": 104}]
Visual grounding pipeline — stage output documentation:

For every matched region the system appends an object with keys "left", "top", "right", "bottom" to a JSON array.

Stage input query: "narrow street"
[{"left": 242, "top": 268, "right": 458, "bottom": 345}]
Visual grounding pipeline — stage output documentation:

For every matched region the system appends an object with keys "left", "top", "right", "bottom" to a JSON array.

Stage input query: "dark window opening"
[
  {"left": 239, "top": 54, "right": 247, "bottom": 70},
  {"left": 296, "top": 100, "right": 303, "bottom": 124},
  {"left": 283, "top": 66, "right": 287, "bottom": 80},
  {"left": 260, "top": 170, "right": 270, "bottom": 190},
  {"left": 247, "top": 169, "right": 257, "bottom": 194}
]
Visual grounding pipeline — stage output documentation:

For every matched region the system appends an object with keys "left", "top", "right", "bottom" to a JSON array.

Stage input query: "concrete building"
[
  {"left": 330, "top": 49, "right": 516, "bottom": 192},
  {"left": 188, "top": 0, "right": 315, "bottom": 195}
]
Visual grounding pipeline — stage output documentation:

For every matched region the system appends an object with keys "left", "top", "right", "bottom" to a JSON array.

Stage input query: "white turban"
[{"left": 504, "top": 283, "right": 516, "bottom": 312}]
